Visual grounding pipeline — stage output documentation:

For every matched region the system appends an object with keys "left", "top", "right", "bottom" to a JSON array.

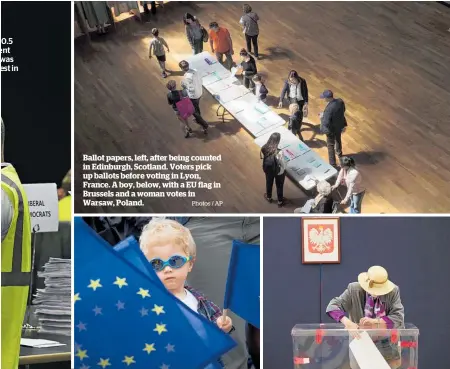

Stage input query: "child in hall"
[
  {"left": 139, "top": 219, "right": 234, "bottom": 368},
  {"left": 166, "top": 80, "right": 194, "bottom": 138},
  {"left": 148, "top": 28, "right": 170, "bottom": 78},
  {"left": 288, "top": 103, "right": 304, "bottom": 141},
  {"left": 253, "top": 74, "right": 268, "bottom": 103}
]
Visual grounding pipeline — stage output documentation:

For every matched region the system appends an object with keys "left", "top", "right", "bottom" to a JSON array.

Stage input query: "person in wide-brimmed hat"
[{"left": 326, "top": 266, "right": 404, "bottom": 368}]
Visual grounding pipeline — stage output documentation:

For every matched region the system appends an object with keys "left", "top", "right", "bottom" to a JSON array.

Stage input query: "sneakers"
[
  {"left": 203, "top": 124, "right": 209, "bottom": 135},
  {"left": 184, "top": 128, "right": 193, "bottom": 138},
  {"left": 162, "top": 71, "right": 167, "bottom": 78}
]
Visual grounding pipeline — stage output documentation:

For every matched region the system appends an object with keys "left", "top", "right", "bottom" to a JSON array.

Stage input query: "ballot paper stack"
[{"left": 33, "top": 258, "right": 71, "bottom": 336}]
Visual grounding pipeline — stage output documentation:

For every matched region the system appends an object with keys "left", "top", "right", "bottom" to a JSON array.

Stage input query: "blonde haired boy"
[{"left": 140, "top": 219, "right": 233, "bottom": 366}]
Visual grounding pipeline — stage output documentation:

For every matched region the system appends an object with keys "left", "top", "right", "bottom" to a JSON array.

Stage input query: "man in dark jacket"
[{"left": 320, "top": 90, "right": 347, "bottom": 167}]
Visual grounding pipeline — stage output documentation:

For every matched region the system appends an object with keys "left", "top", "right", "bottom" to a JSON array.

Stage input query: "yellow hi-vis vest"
[{"left": 1, "top": 164, "right": 31, "bottom": 369}]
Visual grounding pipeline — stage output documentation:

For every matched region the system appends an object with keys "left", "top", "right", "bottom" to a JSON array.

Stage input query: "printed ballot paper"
[
  {"left": 20, "top": 338, "right": 66, "bottom": 348},
  {"left": 349, "top": 331, "right": 391, "bottom": 369},
  {"left": 22, "top": 183, "right": 59, "bottom": 233}
]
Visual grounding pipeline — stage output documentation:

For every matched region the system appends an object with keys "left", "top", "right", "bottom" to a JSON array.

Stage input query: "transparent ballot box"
[{"left": 291, "top": 323, "right": 419, "bottom": 369}]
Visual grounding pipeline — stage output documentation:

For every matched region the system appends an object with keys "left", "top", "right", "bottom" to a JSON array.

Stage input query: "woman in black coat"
[{"left": 278, "top": 70, "right": 309, "bottom": 123}]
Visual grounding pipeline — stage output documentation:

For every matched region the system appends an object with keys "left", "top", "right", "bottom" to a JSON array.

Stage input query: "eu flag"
[
  {"left": 114, "top": 236, "right": 156, "bottom": 282},
  {"left": 223, "top": 240, "right": 260, "bottom": 328},
  {"left": 74, "top": 217, "right": 236, "bottom": 369}
]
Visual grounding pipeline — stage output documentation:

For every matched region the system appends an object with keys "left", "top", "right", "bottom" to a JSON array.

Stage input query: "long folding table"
[{"left": 184, "top": 51, "right": 337, "bottom": 190}]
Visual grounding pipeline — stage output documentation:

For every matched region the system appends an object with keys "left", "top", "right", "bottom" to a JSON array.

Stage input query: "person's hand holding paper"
[{"left": 341, "top": 316, "right": 361, "bottom": 339}]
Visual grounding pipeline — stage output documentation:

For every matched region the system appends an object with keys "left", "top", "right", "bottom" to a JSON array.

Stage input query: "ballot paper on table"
[
  {"left": 20, "top": 338, "right": 66, "bottom": 348},
  {"left": 214, "top": 84, "right": 251, "bottom": 104},
  {"left": 349, "top": 331, "right": 391, "bottom": 369},
  {"left": 33, "top": 258, "right": 71, "bottom": 336},
  {"left": 206, "top": 76, "right": 239, "bottom": 95},
  {"left": 281, "top": 141, "right": 312, "bottom": 163},
  {"left": 202, "top": 72, "right": 223, "bottom": 86},
  {"left": 254, "top": 126, "right": 300, "bottom": 151},
  {"left": 223, "top": 92, "right": 259, "bottom": 115},
  {"left": 235, "top": 107, "right": 285, "bottom": 137}
]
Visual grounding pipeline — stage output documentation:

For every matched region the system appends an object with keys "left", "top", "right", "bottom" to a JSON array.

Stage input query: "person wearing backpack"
[
  {"left": 148, "top": 28, "right": 170, "bottom": 78},
  {"left": 179, "top": 60, "right": 209, "bottom": 134},
  {"left": 260, "top": 132, "right": 287, "bottom": 207},
  {"left": 183, "top": 13, "right": 206, "bottom": 55},
  {"left": 166, "top": 80, "right": 194, "bottom": 138},
  {"left": 240, "top": 4, "right": 260, "bottom": 59}
]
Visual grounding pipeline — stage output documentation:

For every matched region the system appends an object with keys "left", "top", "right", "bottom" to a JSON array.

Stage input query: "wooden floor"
[{"left": 74, "top": 1, "right": 450, "bottom": 213}]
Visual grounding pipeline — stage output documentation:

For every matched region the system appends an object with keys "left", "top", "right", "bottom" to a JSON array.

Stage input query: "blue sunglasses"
[{"left": 149, "top": 255, "right": 191, "bottom": 272}]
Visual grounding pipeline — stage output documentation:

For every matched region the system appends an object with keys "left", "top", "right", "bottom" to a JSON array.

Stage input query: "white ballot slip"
[
  {"left": 23, "top": 183, "right": 59, "bottom": 233},
  {"left": 230, "top": 66, "right": 239, "bottom": 78},
  {"left": 20, "top": 338, "right": 66, "bottom": 348},
  {"left": 215, "top": 85, "right": 250, "bottom": 104},
  {"left": 349, "top": 331, "right": 391, "bottom": 369}
]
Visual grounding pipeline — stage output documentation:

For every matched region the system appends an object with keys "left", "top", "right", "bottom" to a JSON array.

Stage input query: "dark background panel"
[
  {"left": 263, "top": 216, "right": 450, "bottom": 369},
  {"left": 263, "top": 217, "right": 321, "bottom": 369},
  {"left": 1, "top": 1, "right": 71, "bottom": 186}
]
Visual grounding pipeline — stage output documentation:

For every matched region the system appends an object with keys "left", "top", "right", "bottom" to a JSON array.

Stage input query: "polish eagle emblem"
[{"left": 308, "top": 226, "right": 333, "bottom": 254}]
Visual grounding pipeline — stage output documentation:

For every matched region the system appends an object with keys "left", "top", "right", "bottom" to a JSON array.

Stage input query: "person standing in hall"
[
  {"left": 239, "top": 49, "right": 257, "bottom": 90},
  {"left": 166, "top": 80, "right": 193, "bottom": 138},
  {"left": 332, "top": 156, "right": 365, "bottom": 213},
  {"left": 179, "top": 60, "right": 209, "bottom": 135},
  {"left": 319, "top": 89, "right": 347, "bottom": 167},
  {"left": 253, "top": 74, "right": 268, "bottom": 103},
  {"left": 240, "top": 4, "right": 260, "bottom": 59},
  {"left": 148, "top": 28, "right": 170, "bottom": 78},
  {"left": 209, "top": 22, "right": 234, "bottom": 70},
  {"left": 278, "top": 70, "right": 309, "bottom": 124},
  {"left": 288, "top": 103, "right": 304, "bottom": 141},
  {"left": 260, "top": 132, "right": 287, "bottom": 208},
  {"left": 183, "top": 13, "right": 205, "bottom": 55}
]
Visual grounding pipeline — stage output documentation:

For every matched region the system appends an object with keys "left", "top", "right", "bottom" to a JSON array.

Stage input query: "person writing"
[
  {"left": 326, "top": 266, "right": 404, "bottom": 369},
  {"left": 1, "top": 118, "right": 32, "bottom": 369}
]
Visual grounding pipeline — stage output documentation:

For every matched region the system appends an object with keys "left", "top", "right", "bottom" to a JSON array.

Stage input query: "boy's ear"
[{"left": 188, "top": 257, "right": 196, "bottom": 272}]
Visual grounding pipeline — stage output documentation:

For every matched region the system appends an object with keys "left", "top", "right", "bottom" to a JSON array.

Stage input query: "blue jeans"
[{"left": 350, "top": 190, "right": 365, "bottom": 213}]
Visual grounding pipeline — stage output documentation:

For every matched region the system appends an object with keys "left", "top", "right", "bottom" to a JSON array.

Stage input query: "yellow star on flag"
[
  {"left": 88, "top": 279, "right": 102, "bottom": 291},
  {"left": 75, "top": 349, "right": 88, "bottom": 361},
  {"left": 122, "top": 356, "right": 136, "bottom": 366},
  {"left": 74, "top": 293, "right": 81, "bottom": 303},
  {"left": 113, "top": 277, "right": 128, "bottom": 288},
  {"left": 154, "top": 323, "right": 167, "bottom": 335},
  {"left": 143, "top": 343, "right": 156, "bottom": 354},
  {"left": 98, "top": 358, "right": 111, "bottom": 368},
  {"left": 137, "top": 288, "right": 150, "bottom": 298},
  {"left": 151, "top": 304, "right": 165, "bottom": 315}
]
